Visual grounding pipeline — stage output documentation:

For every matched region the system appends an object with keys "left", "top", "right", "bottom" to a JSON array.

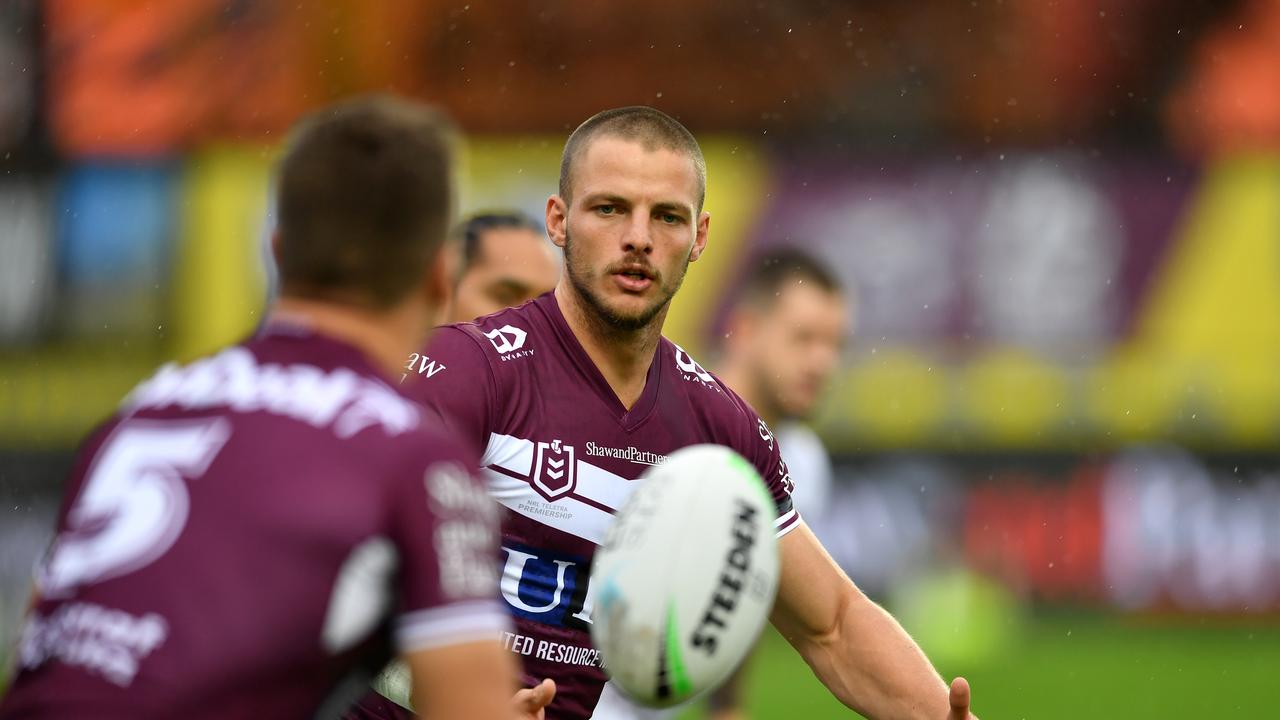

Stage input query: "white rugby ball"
[{"left": 590, "top": 444, "right": 781, "bottom": 707}]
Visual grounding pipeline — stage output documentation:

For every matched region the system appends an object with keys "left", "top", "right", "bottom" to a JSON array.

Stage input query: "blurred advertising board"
[
  {"left": 731, "top": 152, "right": 1280, "bottom": 450},
  {"left": 826, "top": 448, "right": 1280, "bottom": 614}
]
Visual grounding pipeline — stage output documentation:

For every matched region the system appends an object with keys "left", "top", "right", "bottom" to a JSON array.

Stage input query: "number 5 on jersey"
[{"left": 39, "top": 418, "right": 232, "bottom": 597}]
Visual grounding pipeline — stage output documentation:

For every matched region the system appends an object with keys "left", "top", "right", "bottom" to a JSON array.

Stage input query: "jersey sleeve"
[
  {"left": 387, "top": 441, "right": 509, "bottom": 654},
  {"left": 400, "top": 325, "right": 496, "bottom": 455},
  {"left": 721, "top": 390, "right": 801, "bottom": 538}
]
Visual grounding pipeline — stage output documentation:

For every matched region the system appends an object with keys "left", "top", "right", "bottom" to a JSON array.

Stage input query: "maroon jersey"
[
  {"left": 0, "top": 325, "right": 506, "bottom": 720},
  {"left": 401, "top": 293, "right": 799, "bottom": 720}
]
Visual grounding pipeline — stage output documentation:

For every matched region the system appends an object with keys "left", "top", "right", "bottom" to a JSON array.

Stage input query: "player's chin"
[
  {"left": 781, "top": 393, "right": 819, "bottom": 420},
  {"left": 601, "top": 294, "right": 663, "bottom": 328}
]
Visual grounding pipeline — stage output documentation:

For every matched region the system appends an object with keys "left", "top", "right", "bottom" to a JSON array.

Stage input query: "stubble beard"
[{"left": 562, "top": 226, "right": 690, "bottom": 333}]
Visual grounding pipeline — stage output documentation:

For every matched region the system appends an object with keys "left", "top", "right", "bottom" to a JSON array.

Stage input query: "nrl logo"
[{"left": 532, "top": 439, "right": 576, "bottom": 501}]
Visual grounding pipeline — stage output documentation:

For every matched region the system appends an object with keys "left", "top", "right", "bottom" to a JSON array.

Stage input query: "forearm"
[{"left": 781, "top": 588, "right": 950, "bottom": 719}]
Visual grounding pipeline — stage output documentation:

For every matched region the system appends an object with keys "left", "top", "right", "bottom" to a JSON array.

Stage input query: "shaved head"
[{"left": 559, "top": 106, "right": 706, "bottom": 211}]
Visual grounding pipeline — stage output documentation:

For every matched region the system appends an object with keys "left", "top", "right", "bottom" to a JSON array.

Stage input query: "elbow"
[{"left": 800, "top": 582, "right": 862, "bottom": 652}]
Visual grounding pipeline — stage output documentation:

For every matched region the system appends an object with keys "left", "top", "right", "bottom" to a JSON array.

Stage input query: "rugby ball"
[{"left": 590, "top": 444, "right": 781, "bottom": 707}]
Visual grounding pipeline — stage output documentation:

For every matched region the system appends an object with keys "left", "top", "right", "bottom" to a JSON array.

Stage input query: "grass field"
[
  {"left": 675, "top": 611, "right": 1279, "bottom": 719},
  {"left": 2, "top": 610, "right": 1274, "bottom": 717}
]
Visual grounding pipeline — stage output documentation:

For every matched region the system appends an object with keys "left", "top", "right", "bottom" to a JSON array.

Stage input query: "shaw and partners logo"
[
  {"left": 485, "top": 324, "right": 533, "bottom": 360},
  {"left": 532, "top": 439, "right": 576, "bottom": 501},
  {"left": 584, "top": 442, "right": 668, "bottom": 467}
]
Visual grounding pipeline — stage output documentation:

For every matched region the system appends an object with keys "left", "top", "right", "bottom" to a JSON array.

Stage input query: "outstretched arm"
[{"left": 770, "top": 523, "right": 975, "bottom": 720}]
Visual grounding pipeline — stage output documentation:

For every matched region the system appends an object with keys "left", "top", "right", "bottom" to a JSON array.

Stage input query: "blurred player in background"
[
  {"left": 446, "top": 211, "right": 561, "bottom": 322},
  {"left": 708, "top": 249, "right": 850, "bottom": 720},
  {"left": 400, "top": 105, "right": 975, "bottom": 720},
  {"left": 354, "top": 211, "right": 560, "bottom": 719},
  {"left": 0, "top": 96, "right": 519, "bottom": 720},
  {"left": 715, "top": 249, "right": 849, "bottom": 544}
]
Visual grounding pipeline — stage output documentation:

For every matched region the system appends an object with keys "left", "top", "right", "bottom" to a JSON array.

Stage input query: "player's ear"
[
  {"left": 723, "top": 306, "right": 756, "bottom": 352},
  {"left": 546, "top": 195, "right": 568, "bottom": 249},
  {"left": 688, "top": 211, "right": 710, "bottom": 263},
  {"left": 423, "top": 245, "right": 453, "bottom": 322}
]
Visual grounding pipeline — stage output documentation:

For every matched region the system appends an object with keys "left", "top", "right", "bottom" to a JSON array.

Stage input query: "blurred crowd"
[{"left": 4, "top": 0, "right": 1279, "bottom": 156}]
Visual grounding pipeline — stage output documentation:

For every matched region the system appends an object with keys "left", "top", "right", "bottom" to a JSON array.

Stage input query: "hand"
[
  {"left": 512, "top": 678, "right": 556, "bottom": 719},
  {"left": 948, "top": 676, "right": 977, "bottom": 720}
]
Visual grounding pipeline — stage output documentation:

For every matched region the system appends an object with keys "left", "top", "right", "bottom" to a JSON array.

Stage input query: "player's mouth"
[{"left": 610, "top": 264, "right": 656, "bottom": 293}]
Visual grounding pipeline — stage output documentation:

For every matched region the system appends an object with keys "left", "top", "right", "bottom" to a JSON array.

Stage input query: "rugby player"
[
  {"left": 404, "top": 106, "right": 976, "bottom": 719},
  {"left": 0, "top": 96, "right": 518, "bottom": 720},
  {"left": 708, "top": 248, "right": 851, "bottom": 720},
  {"left": 353, "top": 212, "right": 560, "bottom": 718},
  {"left": 715, "top": 248, "right": 849, "bottom": 549},
  {"left": 446, "top": 211, "right": 560, "bottom": 322}
]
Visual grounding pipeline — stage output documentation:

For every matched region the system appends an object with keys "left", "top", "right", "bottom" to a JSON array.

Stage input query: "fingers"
[
  {"left": 513, "top": 678, "right": 557, "bottom": 716},
  {"left": 948, "top": 676, "right": 972, "bottom": 720},
  {"left": 532, "top": 678, "right": 556, "bottom": 707}
]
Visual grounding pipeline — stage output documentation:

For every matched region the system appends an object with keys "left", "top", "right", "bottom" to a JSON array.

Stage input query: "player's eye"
[
  {"left": 597, "top": 204, "right": 618, "bottom": 216},
  {"left": 657, "top": 212, "right": 683, "bottom": 224},
  {"left": 489, "top": 288, "right": 518, "bottom": 305}
]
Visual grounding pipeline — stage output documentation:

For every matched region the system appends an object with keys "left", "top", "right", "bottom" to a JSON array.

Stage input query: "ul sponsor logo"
[
  {"left": 533, "top": 439, "right": 576, "bottom": 501},
  {"left": 485, "top": 325, "right": 527, "bottom": 354},
  {"left": 499, "top": 543, "right": 595, "bottom": 630}
]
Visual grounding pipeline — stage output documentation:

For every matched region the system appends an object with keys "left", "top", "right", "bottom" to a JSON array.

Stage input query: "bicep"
[
  {"left": 404, "top": 639, "right": 518, "bottom": 720},
  {"left": 770, "top": 521, "right": 862, "bottom": 644}
]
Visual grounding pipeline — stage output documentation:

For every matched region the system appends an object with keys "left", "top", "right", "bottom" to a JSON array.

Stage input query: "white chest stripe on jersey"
[
  {"left": 480, "top": 467, "right": 617, "bottom": 544},
  {"left": 481, "top": 433, "right": 642, "bottom": 544},
  {"left": 479, "top": 432, "right": 800, "bottom": 543}
]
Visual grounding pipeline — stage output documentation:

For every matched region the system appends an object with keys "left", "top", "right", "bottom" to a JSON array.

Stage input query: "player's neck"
[
  {"left": 715, "top": 360, "right": 779, "bottom": 427},
  {"left": 268, "top": 296, "right": 426, "bottom": 380},
  {"left": 554, "top": 284, "right": 664, "bottom": 411}
]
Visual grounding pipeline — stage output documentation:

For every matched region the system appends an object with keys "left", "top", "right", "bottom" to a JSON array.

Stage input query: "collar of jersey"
[{"left": 534, "top": 292, "right": 663, "bottom": 432}]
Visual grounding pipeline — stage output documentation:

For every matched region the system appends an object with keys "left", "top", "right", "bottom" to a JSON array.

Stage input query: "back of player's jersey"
[{"left": 0, "top": 326, "right": 504, "bottom": 720}]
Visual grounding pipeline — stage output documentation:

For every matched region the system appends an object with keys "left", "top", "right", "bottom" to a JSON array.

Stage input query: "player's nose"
[{"left": 620, "top": 212, "right": 654, "bottom": 255}]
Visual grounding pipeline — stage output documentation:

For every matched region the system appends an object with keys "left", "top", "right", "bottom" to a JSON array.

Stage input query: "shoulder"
[
  {"left": 126, "top": 340, "right": 423, "bottom": 441},
  {"left": 659, "top": 338, "right": 753, "bottom": 422},
  {"left": 419, "top": 299, "right": 546, "bottom": 368}
]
